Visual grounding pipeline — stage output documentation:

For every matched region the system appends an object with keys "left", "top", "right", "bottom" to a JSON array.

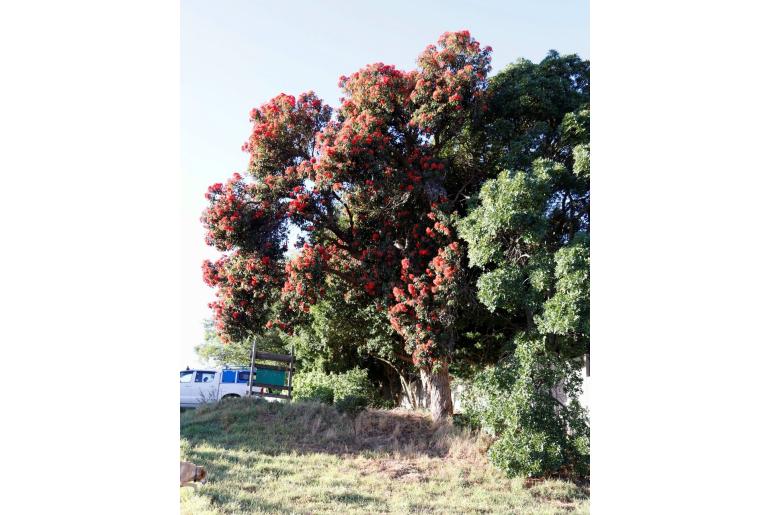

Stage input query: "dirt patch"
[
  {"left": 349, "top": 408, "right": 486, "bottom": 461},
  {"left": 355, "top": 409, "right": 434, "bottom": 438},
  {"left": 524, "top": 471, "right": 591, "bottom": 490},
  {"left": 359, "top": 458, "right": 427, "bottom": 482},
  {"left": 524, "top": 477, "right": 546, "bottom": 489},
  {"left": 354, "top": 409, "right": 436, "bottom": 451},
  {"left": 525, "top": 478, "right": 590, "bottom": 506}
]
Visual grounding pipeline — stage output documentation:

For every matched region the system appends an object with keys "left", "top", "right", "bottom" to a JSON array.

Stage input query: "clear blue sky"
[{"left": 180, "top": 0, "right": 589, "bottom": 367}]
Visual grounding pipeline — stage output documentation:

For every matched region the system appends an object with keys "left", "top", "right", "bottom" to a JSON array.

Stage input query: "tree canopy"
[{"left": 201, "top": 31, "right": 589, "bottom": 421}]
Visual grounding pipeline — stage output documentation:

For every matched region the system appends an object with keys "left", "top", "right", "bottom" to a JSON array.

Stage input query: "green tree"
[
  {"left": 485, "top": 51, "right": 589, "bottom": 174},
  {"left": 458, "top": 51, "right": 590, "bottom": 356},
  {"left": 195, "top": 319, "right": 288, "bottom": 367},
  {"left": 463, "top": 335, "right": 589, "bottom": 478},
  {"left": 456, "top": 51, "right": 589, "bottom": 477}
]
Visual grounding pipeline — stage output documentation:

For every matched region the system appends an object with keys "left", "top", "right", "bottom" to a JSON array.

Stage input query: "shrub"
[
  {"left": 292, "top": 369, "right": 335, "bottom": 404},
  {"left": 334, "top": 394, "right": 369, "bottom": 416},
  {"left": 292, "top": 367, "right": 376, "bottom": 411},
  {"left": 461, "top": 335, "right": 589, "bottom": 478}
]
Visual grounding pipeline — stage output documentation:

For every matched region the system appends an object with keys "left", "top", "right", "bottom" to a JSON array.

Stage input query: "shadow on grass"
[
  {"left": 328, "top": 491, "right": 380, "bottom": 506},
  {"left": 190, "top": 490, "right": 294, "bottom": 515},
  {"left": 181, "top": 397, "right": 476, "bottom": 459},
  {"left": 180, "top": 398, "right": 486, "bottom": 513}
]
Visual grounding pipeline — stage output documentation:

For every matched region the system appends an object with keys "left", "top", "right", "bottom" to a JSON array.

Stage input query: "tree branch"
[{"left": 330, "top": 190, "right": 355, "bottom": 233}]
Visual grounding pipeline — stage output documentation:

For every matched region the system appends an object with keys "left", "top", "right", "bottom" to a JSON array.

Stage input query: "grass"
[{"left": 181, "top": 398, "right": 589, "bottom": 514}]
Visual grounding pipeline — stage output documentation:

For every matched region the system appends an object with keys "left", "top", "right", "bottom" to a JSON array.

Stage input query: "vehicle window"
[
  {"left": 180, "top": 371, "right": 194, "bottom": 383},
  {"left": 196, "top": 371, "right": 215, "bottom": 383},
  {"left": 237, "top": 371, "right": 257, "bottom": 383}
]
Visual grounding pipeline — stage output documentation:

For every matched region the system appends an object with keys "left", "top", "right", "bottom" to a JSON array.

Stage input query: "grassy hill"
[{"left": 180, "top": 399, "right": 589, "bottom": 514}]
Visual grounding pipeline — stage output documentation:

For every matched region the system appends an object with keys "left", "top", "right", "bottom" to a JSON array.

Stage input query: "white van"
[{"left": 179, "top": 368, "right": 266, "bottom": 408}]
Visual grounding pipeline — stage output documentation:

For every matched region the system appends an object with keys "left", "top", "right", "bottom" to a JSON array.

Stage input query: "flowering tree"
[{"left": 202, "top": 31, "right": 492, "bottom": 420}]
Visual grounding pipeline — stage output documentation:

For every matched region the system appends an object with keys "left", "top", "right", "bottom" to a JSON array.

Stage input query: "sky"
[{"left": 180, "top": 0, "right": 589, "bottom": 369}]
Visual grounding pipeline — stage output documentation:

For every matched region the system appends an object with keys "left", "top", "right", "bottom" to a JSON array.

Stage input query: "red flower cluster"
[
  {"left": 338, "top": 63, "right": 417, "bottom": 118},
  {"left": 201, "top": 173, "right": 251, "bottom": 251},
  {"left": 281, "top": 243, "right": 330, "bottom": 313},
  {"left": 243, "top": 92, "right": 332, "bottom": 177},
  {"left": 202, "top": 251, "right": 283, "bottom": 343},
  {"left": 411, "top": 30, "right": 491, "bottom": 132},
  {"left": 387, "top": 239, "right": 463, "bottom": 368}
]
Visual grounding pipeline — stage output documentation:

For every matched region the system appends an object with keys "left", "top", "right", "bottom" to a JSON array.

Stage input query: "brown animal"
[{"left": 180, "top": 461, "right": 207, "bottom": 488}]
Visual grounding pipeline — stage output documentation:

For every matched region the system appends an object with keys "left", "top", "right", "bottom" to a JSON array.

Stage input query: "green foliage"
[
  {"left": 485, "top": 51, "right": 589, "bottom": 173},
  {"left": 334, "top": 394, "right": 369, "bottom": 416},
  {"left": 459, "top": 164, "right": 588, "bottom": 338},
  {"left": 461, "top": 164, "right": 553, "bottom": 269},
  {"left": 458, "top": 52, "right": 590, "bottom": 367},
  {"left": 461, "top": 335, "right": 589, "bottom": 478},
  {"left": 287, "top": 278, "right": 411, "bottom": 406},
  {"left": 291, "top": 369, "right": 335, "bottom": 404},
  {"left": 331, "top": 367, "right": 374, "bottom": 401},
  {"left": 295, "top": 279, "right": 403, "bottom": 372},
  {"left": 195, "top": 319, "right": 288, "bottom": 367},
  {"left": 475, "top": 265, "right": 526, "bottom": 315},
  {"left": 536, "top": 236, "right": 590, "bottom": 345},
  {"left": 292, "top": 367, "right": 378, "bottom": 410}
]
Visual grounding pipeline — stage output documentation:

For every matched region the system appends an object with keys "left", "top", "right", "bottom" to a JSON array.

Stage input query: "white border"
[
  {"left": 2, "top": 1, "right": 769, "bottom": 512},
  {"left": 593, "top": 1, "right": 770, "bottom": 512},
  {"left": 0, "top": 1, "right": 180, "bottom": 512}
]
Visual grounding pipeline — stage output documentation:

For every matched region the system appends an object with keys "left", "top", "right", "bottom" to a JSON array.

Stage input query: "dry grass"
[{"left": 181, "top": 398, "right": 588, "bottom": 514}]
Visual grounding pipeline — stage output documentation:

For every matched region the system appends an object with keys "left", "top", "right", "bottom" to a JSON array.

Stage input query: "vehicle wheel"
[{"left": 221, "top": 394, "right": 240, "bottom": 401}]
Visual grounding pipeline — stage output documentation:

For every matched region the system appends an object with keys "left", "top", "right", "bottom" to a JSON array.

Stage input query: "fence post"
[
  {"left": 248, "top": 337, "right": 256, "bottom": 397},
  {"left": 286, "top": 346, "right": 294, "bottom": 401}
]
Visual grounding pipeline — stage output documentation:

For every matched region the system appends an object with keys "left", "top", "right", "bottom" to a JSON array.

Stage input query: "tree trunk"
[
  {"left": 399, "top": 375, "right": 418, "bottom": 409},
  {"left": 420, "top": 364, "right": 453, "bottom": 422}
]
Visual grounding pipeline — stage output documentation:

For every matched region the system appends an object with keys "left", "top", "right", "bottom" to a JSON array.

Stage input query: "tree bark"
[
  {"left": 400, "top": 375, "right": 418, "bottom": 409},
  {"left": 420, "top": 364, "right": 453, "bottom": 422}
]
